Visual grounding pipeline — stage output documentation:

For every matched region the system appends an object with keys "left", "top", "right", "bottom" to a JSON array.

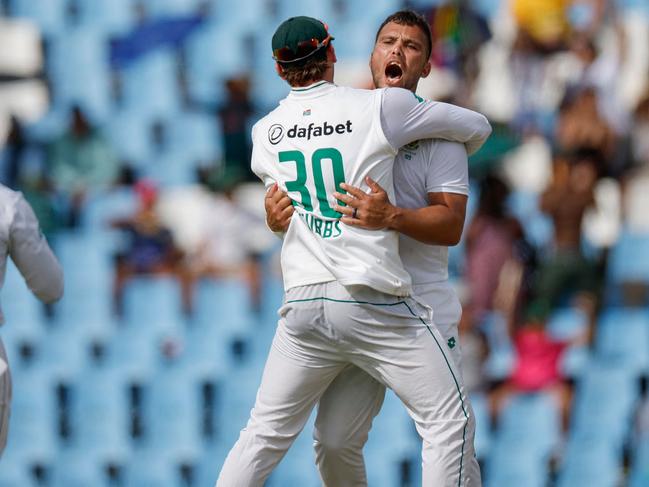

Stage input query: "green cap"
[{"left": 271, "top": 16, "right": 332, "bottom": 62}]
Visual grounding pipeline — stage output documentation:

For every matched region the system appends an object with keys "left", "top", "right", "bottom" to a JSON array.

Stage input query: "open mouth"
[{"left": 385, "top": 62, "right": 403, "bottom": 81}]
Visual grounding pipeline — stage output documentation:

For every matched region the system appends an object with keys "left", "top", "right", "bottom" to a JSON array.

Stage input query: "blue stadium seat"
[
  {"left": 191, "top": 279, "right": 255, "bottom": 341},
  {"left": 570, "top": 359, "right": 639, "bottom": 447},
  {"left": 547, "top": 307, "right": 589, "bottom": 341},
  {"left": 0, "top": 456, "right": 34, "bottom": 487},
  {"left": 557, "top": 440, "right": 621, "bottom": 487},
  {"left": 84, "top": 187, "right": 138, "bottom": 235},
  {"left": 486, "top": 441, "right": 547, "bottom": 487},
  {"left": 181, "top": 321, "right": 232, "bottom": 374},
  {"left": 36, "top": 324, "right": 90, "bottom": 381},
  {"left": 546, "top": 307, "right": 591, "bottom": 376},
  {"left": 470, "top": 392, "right": 492, "bottom": 460},
  {"left": 5, "top": 365, "right": 58, "bottom": 464},
  {"left": 122, "top": 451, "right": 180, "bottom": 487},
  {"left": 76, "top": 0, "right": 136, "bottom": 35},
  {"left": 167, "top": 111, "right": 220, "bottom": 164},
  {"left": 595, "top": 307, "right": 649, "bottom": 374},
  {"left": 139, "top": 364, "right": 204, "bottom": 462},
  {"left": 47, "top": 27, "right": 112, "bottom": 122},
  {"left": 629, "top": 436, "right": 649, "bottom": 487},
  {"left": 68, "top": 366, "right": 132, "bottom": 462},
  {"left": 496, "top": 392, "right": 561, "bottom": 459},
  {"left": 608, "top": 230, "right": 649, "bottom": 284},
  {"left": 9, "top": 0, "right": 66, "bottom": 36},
  {"left": 140, "top": 148, "right": 197, "bottom": 187},
  {"left": 184, "top": 22, "right": 246, "bottom": 105},
  {"left": 103, "top": 325, "right": 161, "bottom": 380},
  {"left": 121, "top": 49, "right": 182, "bottom": 120},
  {"left": 479, "top": 313, "right": 515, "bottom": 380},
  {"left": 48, "top": 452, "right": 109, "bottom": 487},
  {"left": 122, "top": 276, "right": 186, "bottom": 330},
  {"left": 106, "top": 109, "right": 154, "bottom": 165},
  {"left": 142, "top": 0, "right": 201, "bottom": 16}
]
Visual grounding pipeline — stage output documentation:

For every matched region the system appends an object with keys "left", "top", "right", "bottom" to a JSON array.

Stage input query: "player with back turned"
[{"left": 216, "top": 15, "right": 491, "bottom": 487}]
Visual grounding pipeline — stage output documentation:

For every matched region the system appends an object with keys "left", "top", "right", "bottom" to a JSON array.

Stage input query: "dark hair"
[
  {"left": 278, "top": 49, "right": 329, "bottom": 86},
  {"left": 478, "top": 173, "right": 510, "bottom": 219},
  {"left": 375, "top": 10, "right": 433, "bottom": 59}
]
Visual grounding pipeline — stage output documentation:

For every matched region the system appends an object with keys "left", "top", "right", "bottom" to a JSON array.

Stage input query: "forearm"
[{"left": 388, "top": 204, "right": 465, "bottom": 246}]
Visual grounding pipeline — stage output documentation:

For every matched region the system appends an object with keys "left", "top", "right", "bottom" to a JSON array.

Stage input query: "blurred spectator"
[
  {"left": 422, "top": 0, "right": 491, "bottom": 99},
  {"left": 630, "top": 89, "right": 649, "bottom": 170},
  {"left": 111, "top": 180, "right": 185, "bottom": 317},
  {"left": 187, "top": 75, "right": 256, "bottom": 181},
  {"left": 512, "top": 0, "right": 571, "bottom": 54},
  {"left": 218, "top": 76, "right": 255, "bottom": 182},
  {"left": 555, "top": 87, "right": 617, "bottom": 173},
  {"left": 46, "top": 105, "right": 120, "bottom": 228},
  {"left": 489, "top": 315, "right": 582, "bottom": 431},
  {"left": 529, "top": 151, "right": 600, "bottom": 323},
  {"left": 184, "top": 168, "right": 263, "bottom": 314},
  {"left": 1, "top": 115, "right": 27, "bottom": 189},
  {"left": 464, "top": 174, "right": 531, "bottom": 329}
]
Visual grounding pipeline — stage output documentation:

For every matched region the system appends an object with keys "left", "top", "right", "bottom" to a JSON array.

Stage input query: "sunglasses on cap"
[{"left": 273, "top": 25, "right": 333, "bottom": 64}]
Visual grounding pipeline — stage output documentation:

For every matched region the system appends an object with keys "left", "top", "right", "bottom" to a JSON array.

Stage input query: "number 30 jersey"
[{"left": 251, "top": 81, "right": 491, "bottom": 297}]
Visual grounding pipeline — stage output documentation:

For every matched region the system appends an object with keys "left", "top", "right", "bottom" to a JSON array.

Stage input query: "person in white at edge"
[
  {"left": 264, "top": 10, "right": 483, "bottom": 486},
  {"left": 0, "top": 183, "right": 64, "bottom": 455},
  {"left": 216, "top": 14, "right": 490, "bottom": 487}
]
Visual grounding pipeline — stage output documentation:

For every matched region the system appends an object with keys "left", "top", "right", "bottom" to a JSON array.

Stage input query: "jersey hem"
[
  {"left": 337, "top": 276, "right": 412, "bottom": 297},
  {"left": 285, "top": 275, "right": 337, "bottom": 291}
]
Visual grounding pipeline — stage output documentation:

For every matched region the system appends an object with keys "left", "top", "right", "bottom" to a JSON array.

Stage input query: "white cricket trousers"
[
  {"left": 314, "top": 281, "right": 481, "bottom": 487},
  {"left": 216, "top": 281, "right": 474, "bottom": 487},
  {"left": 0, "top": 338, "right": 11, "bottom": 456}
]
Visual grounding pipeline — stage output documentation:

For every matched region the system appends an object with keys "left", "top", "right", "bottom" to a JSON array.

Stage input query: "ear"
[
  {"left": 326, "top": 44, "right": 337, "bottom": 63},
  {"left": 275, "top": 62, "right": 286, "bottom": 79},
  {"left": 421, "top": 59, "right": 432, "bottom": 78}
]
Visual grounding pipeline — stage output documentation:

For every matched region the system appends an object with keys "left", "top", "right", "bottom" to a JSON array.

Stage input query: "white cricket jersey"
[
  {"left": 0, "top": 185, "right": 64, "bottom": 324},
  {"left": 394, "top": 140, "right": 469, "bottom": 285},
  {"left": 252, "top": 81, "right": 490, "bottom": 296}
]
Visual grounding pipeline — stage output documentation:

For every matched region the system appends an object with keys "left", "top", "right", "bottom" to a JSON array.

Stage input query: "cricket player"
[
  {"left": 0, "top": 183, "right": 64, "bottom": 455},
  {"left": 217, "top": 15, "right": 490, "bottom": 487},
  {"left": 264, "top": 10, "right": 482, "bottom": 486}
]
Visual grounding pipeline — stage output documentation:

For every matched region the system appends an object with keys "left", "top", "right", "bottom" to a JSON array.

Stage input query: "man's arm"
[
  {"left": 380, "top": 88, "right": 491, "bottom": 155},
  {"left": 333, "top": 140, "right": 468, "bottom": 245},
  {"left": 9, "top": 195, "right": 64, "bottom": 303},
  {"left": 334, "top": 178, "right": 467, "bottom": 245}
]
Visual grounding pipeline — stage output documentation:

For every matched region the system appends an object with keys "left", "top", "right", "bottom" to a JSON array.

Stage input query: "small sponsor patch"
[
  {"left": 447, "top": 337, "right": 456, "bottom": 349},
  {"left": 303, "top": 108, "right": 311, "bottom": 116}
]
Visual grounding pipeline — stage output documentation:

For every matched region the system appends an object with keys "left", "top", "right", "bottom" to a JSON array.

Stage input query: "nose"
[{"left": 390, "top": 39, "right": 404, "bottom": 56}]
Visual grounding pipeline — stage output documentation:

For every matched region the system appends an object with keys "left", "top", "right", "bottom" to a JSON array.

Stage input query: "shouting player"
[
  {"left": 217, "top": 14, "right": 490, "bottom": 487},
  {"left": 265, "top": 10, "right": 482, "bottom": 486}
]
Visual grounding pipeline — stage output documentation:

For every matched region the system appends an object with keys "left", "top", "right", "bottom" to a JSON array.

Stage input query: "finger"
[
  {"left": 281, "top": 205, "right": 295, "bottom": 218},
  {"left": 334, "top": 204, "right": 354, "bottom": 216},
  {"left": 271, "top": 188, "right": 289, "bottom": 204},
  {"left": 332, "top": 191, "right": 357, "bottom": 206},
  {"left": 266, "top": 183, "right": 278, "bottom": 199},
  {"left": 339, "top": 183, "right": 366, "bottom": 199},
  {"left": 276, "top": 195, "right": 293, "bottom": 210},
  {"left": 340, "top": 216, "right": 361, "bottom": 226},
  {"left": 365, "top": 176, "right": 383, "bottom": 193}
]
